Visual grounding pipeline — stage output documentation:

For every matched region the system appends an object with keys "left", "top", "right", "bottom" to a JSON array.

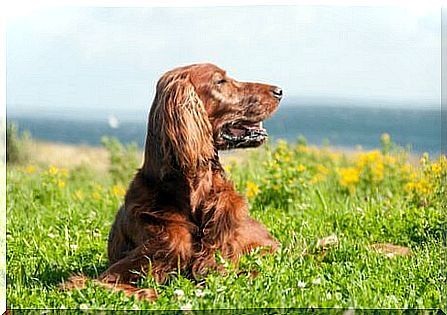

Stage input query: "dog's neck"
[
  {"left": 140, "top": 146, "right": 223, "bottom": 213},
  {"left": 190, "top": 149, "right": 223, "bottom": 211}
]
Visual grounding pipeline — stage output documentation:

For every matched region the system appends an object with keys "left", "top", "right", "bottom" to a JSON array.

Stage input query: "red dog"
[{"left": 65, "top": 63, "right": 282, "bottom": 301}]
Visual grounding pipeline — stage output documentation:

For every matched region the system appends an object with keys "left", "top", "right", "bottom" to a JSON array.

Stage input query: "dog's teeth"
[{"left": 259, "top": 122, "right": 263, "bottom": 128}]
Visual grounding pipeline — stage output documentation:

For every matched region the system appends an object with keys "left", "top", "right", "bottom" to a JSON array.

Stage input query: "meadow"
[{"left": 6, "top": 134, "right": 446, "bottom": 310}]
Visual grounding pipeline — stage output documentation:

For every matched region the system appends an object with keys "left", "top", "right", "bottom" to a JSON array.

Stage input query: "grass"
[{"left": 6, "top": 136, "right": 446, "bottom": 310}]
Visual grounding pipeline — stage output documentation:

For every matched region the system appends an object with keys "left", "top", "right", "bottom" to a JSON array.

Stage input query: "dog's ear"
[{"left": 145, "top": 70, "right": 214, "bottom": 178}]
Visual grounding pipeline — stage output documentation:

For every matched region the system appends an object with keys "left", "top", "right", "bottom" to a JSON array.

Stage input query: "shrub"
[
  {"left": 6, "top": 123, "right": 31, "bottom": 165},
  {"left": 101, "top": 136, "right": 140, "bottom": 184}
]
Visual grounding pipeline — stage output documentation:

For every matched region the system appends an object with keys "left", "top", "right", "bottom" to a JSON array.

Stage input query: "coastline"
[{"left": 24, "top": 139, "right": 422, "bottom": 172}]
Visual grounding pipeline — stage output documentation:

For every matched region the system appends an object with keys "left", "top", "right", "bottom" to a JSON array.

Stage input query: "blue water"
[{"left": 8, "top": 105, "right": 443, "bottom": 156}]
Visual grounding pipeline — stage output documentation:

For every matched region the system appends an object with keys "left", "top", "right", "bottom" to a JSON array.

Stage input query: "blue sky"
[{"left": 6, "top": 6, "right": 441, "bottom": 118}]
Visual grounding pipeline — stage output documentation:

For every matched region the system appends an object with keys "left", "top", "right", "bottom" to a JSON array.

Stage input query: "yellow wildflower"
[
  {"left": 405, "top": 179, "right": 432, "bottom": 195},
  {"left": 246, "top": 181, "right": 260, "bottom": 198},
  {"left": 296, "top": 164, "right": 306, "bottom": 172},
  {"left": 404, "top": 182, "right": 415, "bottom": 192},
  {"left": 112, "top": 184, "right": 126, "bottom": 197},
  {"left": 25, "top": 165, "right": 37, "bottom": 174},
  {"left": 309, "top": 165, "right": 330, "bottom": 184},
  {"left": 369, "top": 150, "right": 382, "bottom": 161},
  {"left": 48, "top": 165, "right": 59, "bottom": 175},
  {"left": 371, "top": 161, "right": 385, "bottom": 182},
  {"left": 57, "top": 180, "right": 66, "bottom": 189},
  {"left": 431, "top": 163, "right": 442, "bottom": 175},
  {"left": 224, "top": 164, "right": 232, "bottom": 173},
  {"left": 337, "top": 167, "right": 361, "bottom": 188},
  {"left": 356, "top": 150, "right": 382, "bottom": 168},
  {"left": 92, "top": 191, "right": 101, "bottom": 200}
]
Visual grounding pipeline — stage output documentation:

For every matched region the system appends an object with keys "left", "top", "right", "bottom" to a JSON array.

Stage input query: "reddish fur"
[{"left": 63, "top": 63, "right": 281, "bottom": 301}]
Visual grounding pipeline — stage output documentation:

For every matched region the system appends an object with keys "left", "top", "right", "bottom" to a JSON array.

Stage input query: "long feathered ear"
[{"left": 143, "top": 71, "right": 214, "bottom": 179}]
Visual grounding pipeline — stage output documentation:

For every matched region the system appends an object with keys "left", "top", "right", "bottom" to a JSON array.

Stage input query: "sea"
[{"left": 8, "top": 103, "right": 445, "bottom": 156}]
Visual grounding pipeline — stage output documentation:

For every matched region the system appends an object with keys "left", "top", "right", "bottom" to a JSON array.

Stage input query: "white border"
[
  {"left": 1, "top": 1, "right": 444, "bottom": 313},
  {"left": 2, "top": 0, "right": 446, "bottom": 11},
  {"left": 1, "top": 2, "right": 6, "bottom": 313}
]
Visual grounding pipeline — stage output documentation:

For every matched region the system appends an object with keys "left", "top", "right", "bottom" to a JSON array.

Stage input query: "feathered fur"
[{"left": 62, "top": 63, "right": 282, "bottom": 301}]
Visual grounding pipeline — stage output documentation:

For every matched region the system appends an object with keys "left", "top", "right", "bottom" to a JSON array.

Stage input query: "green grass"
[{"left": 6, "top": 138, "right": 446, "bottom": 310}]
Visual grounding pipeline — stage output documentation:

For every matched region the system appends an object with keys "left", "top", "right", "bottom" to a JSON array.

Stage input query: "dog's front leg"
[
  {"left": 192, "top": 180, "right": 279, "bottom": 278},
  {"left": 191, "top": 186, "right": 248, "bottom": 277}
]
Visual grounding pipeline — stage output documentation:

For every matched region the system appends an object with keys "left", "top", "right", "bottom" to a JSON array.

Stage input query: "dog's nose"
[{"left": 271, "top": 87, "right": 283, "bottom": 100}]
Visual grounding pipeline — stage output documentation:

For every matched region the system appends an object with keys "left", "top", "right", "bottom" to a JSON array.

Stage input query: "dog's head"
[
  {"left": 146, "top": 63, "right": 282, "bottom": 175},
  {"left": 186, "top": 63, "right": 282, "bottom": 149}
]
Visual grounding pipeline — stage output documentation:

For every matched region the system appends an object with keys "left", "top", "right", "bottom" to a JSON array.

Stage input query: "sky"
[{"left": 6, "top": 5, "right": 441, "bottom": 118}]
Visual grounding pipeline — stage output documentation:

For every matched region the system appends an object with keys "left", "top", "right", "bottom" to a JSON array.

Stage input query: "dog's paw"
[
  {"left": 134, "top": 288, "right": 158, "bottom": 301},
  {"left": 59, "top": 274, "right": 88, "bottom": 291}
]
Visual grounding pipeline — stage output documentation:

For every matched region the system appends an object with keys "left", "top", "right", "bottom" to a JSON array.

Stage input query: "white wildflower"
[
  {"left": 195, "top": 289, "right": 206, "bottom": 298},
  {"left": 174, "top": 289, "right": 185, "bottom": 298},
  {"left": 312, "top": 276, "right": 322, "bottom": 285},
  {"left": 297, "top": 281, "right": 306, "bottom": 288}
]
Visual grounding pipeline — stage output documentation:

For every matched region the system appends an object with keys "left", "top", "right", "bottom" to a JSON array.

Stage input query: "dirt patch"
[
  {"left": 369, "top": 243, "right": 412, "bottom": 258},
  {"left": 29, "top": 141, "right": 111, "bottom": 173}
]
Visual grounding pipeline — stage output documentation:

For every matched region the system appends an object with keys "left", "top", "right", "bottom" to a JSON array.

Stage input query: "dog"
[{"left": 64, "top": 63, "right": 282, "bottom": 301}]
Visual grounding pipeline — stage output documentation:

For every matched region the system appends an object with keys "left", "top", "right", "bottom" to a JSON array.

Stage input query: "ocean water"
[{"left": 9, "top": 105, "right": 443, "bottom": 156}]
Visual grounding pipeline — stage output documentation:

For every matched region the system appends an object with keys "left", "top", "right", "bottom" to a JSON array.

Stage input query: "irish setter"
[{"left": 65, "top": 63, "right": 282, "bottom": 301}]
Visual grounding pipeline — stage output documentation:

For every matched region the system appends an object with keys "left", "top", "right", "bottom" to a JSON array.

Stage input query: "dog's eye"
[{"left": 216, "top": 79, "right": 227, "bottom": 85}]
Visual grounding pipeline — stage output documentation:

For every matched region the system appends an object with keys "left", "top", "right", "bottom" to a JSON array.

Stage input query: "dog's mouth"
[{"left": 220, "top": 121, "right": 268, "bottom": 149}]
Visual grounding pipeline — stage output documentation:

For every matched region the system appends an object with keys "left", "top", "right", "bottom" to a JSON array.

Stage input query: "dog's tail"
[{"left": 60, "top": 274, "right": 158, "bottom": 301}]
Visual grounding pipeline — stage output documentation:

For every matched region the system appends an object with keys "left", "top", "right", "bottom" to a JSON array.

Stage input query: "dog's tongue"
[
  {"left": 227, "top": 122, "right": 264, "bottom": 137},
  {"left": 228, "top": 126, "right": 247, "bottom": 137}
]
